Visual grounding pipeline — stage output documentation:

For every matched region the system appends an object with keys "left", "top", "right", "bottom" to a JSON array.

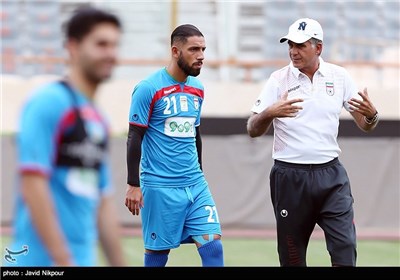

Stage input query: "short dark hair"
[
  {"left": 63, "top": 6, "right": 121, "bottom": 41},
  {"left": 171, "top": 24, "right": 203, "bottom": 46}
]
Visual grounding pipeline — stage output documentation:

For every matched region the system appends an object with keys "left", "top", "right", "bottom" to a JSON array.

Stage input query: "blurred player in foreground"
[{"left": 5, "top": 6, "right": 126, "bottom": 266}]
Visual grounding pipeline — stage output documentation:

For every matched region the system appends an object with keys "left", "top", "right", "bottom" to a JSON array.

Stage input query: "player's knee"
[{"left": 192, "top": 234, "right": 220, "bottom": 246}]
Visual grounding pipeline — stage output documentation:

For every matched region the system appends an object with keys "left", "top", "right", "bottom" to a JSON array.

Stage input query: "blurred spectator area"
[{"left": 1, "top": 0, "right": 399, "bottom": 83}]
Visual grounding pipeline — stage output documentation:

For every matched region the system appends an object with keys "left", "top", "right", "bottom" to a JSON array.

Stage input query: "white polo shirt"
[{"left": 251, "top": 57, "right": 360, "bottom": 164}]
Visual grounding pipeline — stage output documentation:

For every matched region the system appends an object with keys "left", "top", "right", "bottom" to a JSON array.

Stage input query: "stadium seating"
[{"left": 1, "top": 0, "right": 398, "bottom": 81}]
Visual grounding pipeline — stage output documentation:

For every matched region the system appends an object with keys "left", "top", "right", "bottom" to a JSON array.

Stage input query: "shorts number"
[{"left": 205, "top": 205, "right": 220, "bottom": 223}]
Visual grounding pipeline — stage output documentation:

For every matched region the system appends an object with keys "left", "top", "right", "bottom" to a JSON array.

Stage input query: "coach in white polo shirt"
[{"left": 247, "top": 18, "right": 379, "bottom": 267}]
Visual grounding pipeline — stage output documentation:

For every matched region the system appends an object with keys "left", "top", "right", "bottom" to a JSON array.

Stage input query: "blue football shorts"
[{"left": 140, "top": 180, "right": 222, "bottom": 250}]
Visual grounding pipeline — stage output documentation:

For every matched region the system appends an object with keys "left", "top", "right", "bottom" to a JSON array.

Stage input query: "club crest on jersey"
[{"left": 326, "top": 82, "right": 334, "bottom": 96}]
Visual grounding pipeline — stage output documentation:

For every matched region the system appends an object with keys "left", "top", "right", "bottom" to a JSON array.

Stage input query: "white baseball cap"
[{"left": 280, "top": 18, "right": 323, "bottom": 43}]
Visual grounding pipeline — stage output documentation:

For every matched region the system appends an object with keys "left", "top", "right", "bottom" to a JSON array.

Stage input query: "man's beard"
[
  {"left": 81, "top": 56, "right": 114, "bottom": 85},
  {"left": 84, "top": 69, "right": 106, "bottom": 85},
  {"left": 177, "top": 53, "right": 201, "bottom": 77}
]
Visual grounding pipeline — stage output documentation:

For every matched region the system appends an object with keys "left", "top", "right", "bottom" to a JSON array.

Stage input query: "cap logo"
[{"left": 298, "top": 21, "right": 307, "bottom": 31}]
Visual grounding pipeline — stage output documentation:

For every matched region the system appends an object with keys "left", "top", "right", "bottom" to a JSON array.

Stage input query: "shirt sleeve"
[
  {"left": 342, "top": 68, "right": 360, "bottom": 112},
  {"left": 18, "top": 93, "right": 61, "bottom": 175},
  {"left": 195, "top": 96, "right": 203, "bottom": 127},
  {"left": 128, "top": 80, "right": 154, "bottom": 127},
  {"left": 251, "top": 77, "right": 280, "bottom": 114}
]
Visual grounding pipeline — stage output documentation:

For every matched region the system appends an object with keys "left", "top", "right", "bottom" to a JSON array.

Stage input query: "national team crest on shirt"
[
  {"left": 326, "top": 82, "right": 334, "bottom": 96},
  {"left": 193, "top": 97, "right": 199, "bottom": 110}
]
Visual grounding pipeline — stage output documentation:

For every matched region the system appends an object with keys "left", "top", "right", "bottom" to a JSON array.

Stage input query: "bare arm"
[
  {"left": 97, "top": 195, "right": 126, "bottom": 266},
  {"left": 247, "top": 110, "right": 274, "bottom": 138},
  {"left": 21, "top": 173, "right": 73, "bottom": 266},
  {"left": 247, "top": 92, "right": 304, "bottom": 138},
  {"left": 350, "top": 110, "right": 379, "bottom": 132},
  {"left": 348, "top": 88, "right": 379, "bottom": 132}
]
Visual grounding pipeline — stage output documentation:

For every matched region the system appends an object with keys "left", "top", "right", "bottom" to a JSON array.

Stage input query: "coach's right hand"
[{"left": 125, "top": 185, "right": 144, "bottom": 215}]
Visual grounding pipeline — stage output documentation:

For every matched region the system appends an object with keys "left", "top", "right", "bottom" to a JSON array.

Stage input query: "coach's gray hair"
[{"left": 309, "top": 38, "right": 322, "bottom": 47}]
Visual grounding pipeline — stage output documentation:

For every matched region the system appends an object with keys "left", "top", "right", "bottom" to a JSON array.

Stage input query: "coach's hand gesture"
[{"left": 270, "top": 91, "right": 303, "bottom": 118}]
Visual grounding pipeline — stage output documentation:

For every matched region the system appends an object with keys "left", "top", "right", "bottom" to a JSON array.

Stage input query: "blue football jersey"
[
  {"left": 128, "top": 68, "right": 206, "bottom": 187},
  {"left": 5, "top": 81, "right": 112, "bottom": 266}
]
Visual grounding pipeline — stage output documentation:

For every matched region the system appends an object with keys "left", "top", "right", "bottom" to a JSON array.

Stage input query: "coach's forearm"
[
  {"left": 247, "top": 111, "right": 274, "bottom": 138},
  {"left": 351, "top": 110, "right": 379, "bottom": 132}
]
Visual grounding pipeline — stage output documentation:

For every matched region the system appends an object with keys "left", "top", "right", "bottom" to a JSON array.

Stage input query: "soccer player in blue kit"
[
  {"left": 5, "top": 7, "right": 126, "bottom": 266},
  {"left": 125, "top": 24, "right": 224, "bottom": 267}
]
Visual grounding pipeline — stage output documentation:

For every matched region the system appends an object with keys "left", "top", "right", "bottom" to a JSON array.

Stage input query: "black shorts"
[{"left": 269, "top": 157, "right": 357, "bottom": 266}]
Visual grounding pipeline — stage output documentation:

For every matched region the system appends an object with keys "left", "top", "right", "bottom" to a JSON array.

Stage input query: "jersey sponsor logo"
[
  {"left": 61, "top": 138, "right": 106, "bottom": 167},
  {"left": 164, "top": 86, "right": 177, "bottom": 95},
  {"left": 326, "top": 82, "right": 334, "bottom": 96},
  {"left": 66, "top": 167, "right": 99, "bottom": 199},
  {"left": 288, "top": 85, "right": 300, "bottom": 93},
  {"left": 164, "top": 117, "right": 195, "bottom": 138}
]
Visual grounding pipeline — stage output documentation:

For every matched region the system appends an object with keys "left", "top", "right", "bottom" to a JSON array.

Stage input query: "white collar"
[{"left": 289, "top": 57, "right": 327, "bottom": 78}]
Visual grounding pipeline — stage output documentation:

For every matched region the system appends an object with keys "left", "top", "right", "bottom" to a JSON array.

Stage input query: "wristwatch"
[{"left": 364, "top": 111, "right": 379, "bottom": 124}]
